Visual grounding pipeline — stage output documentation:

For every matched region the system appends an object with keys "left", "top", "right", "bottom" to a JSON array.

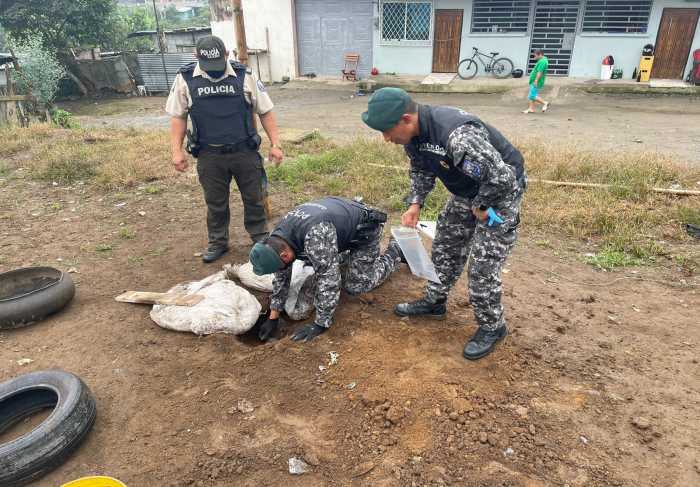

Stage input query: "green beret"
[
  {"left": 361, "top": 87, "right": 411, "bottom": 131},
  {"left": 249, "top": 242, "right": 284, "bottom": 275}
]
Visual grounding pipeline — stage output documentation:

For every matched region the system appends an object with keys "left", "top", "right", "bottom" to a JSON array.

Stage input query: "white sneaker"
[
  {"left": 542, "top": 102, "right": 550, "bottom": 112},
  {"left": 522, "top": 109, "right": 534, "bottom": 114}
]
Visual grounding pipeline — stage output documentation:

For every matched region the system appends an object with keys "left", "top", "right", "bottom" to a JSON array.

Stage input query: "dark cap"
[
  {"left": 361, "top": 87, "right": 412, "bottom": 131},
  {"left": 195, "top": 35, "right": 227, "bottom": 71},
  {"left": 249, "top": 242, "right": 284, "bottom": 276}
]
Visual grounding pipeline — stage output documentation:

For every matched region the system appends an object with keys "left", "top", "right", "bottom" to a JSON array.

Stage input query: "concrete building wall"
[
  {"left": 373, "top": 0, "right": 531, "bottom": 75},
  {"left": 209, "top": 0, "right": 296, "bottom": 82},
  {"left": 372, "top": 0, "right": 700, "bottom": 79},
  {"left": 571, "top": 0, "right": 700, "bottom": 78}
]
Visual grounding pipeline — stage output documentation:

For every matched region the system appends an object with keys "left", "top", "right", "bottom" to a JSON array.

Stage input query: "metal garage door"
[{"left": 296, "top": 0, "right": 373, "bottom": 79}]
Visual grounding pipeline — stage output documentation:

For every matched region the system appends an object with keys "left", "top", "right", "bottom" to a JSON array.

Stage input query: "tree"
[{"left": 0, "top": 0, "right": 118, "bottom": 52}]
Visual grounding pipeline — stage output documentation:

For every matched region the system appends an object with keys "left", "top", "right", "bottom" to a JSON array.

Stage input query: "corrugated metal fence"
[{"left": 137, "top": 53, "right": 196, "bottom": 92}]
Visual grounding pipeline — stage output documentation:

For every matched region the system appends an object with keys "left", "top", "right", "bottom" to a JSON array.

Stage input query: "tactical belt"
[{"left": 201, "top": 136, "right": 261, "bottom": 154}]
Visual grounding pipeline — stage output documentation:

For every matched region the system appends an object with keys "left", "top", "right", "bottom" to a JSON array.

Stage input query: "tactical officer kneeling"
[
  {"left": 166, "top": 36, "right": 284, "bottom": 263},
  {"left": 249, "top": 197, "right": 404, "bottom": 343}
]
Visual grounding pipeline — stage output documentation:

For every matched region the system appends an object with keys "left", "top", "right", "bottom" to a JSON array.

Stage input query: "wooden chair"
[{"left": 342, "top": 53, "right": 360, "bottom": 81}]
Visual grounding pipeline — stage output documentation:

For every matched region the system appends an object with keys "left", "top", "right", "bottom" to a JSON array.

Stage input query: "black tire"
[
  {"left": 457, "top": 59, "right": 478, "bottom": 80},
  {"left": 0, "top": 370, "right": 96, "bottom": 487},
  {"left": 492, "top": 57, "right": 514, "bottom": 79},
  {"left": 0, "top": 267, "right": 75, "bottom": 329}
]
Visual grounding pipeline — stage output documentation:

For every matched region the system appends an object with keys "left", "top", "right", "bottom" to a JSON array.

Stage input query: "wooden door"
[
  {"left": 652, "top": 8, "right": 700, "bottom": 79},
  {"left": 432, "top": 10, "right": 463, "bottom": 73}
]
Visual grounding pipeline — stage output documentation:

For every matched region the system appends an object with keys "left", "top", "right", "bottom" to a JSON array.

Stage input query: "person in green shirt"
[{"left": 523, "top": 49, "right": 549, "bottom": 114}]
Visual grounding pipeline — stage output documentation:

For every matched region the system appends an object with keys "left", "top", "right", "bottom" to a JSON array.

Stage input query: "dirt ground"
[
  {"left": 1, "top": 86, "right": 699, "bottom": 486},
  {"left": 60, "top": 81, "right": 700, "bottom": 166},
  {"left": 1, "top": 168, "right": 699, "bottom": 486}
]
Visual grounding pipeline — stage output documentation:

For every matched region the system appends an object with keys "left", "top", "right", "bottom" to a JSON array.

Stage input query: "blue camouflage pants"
[{"left": 425, "top": 192, "right": 522, "bottom": 331}]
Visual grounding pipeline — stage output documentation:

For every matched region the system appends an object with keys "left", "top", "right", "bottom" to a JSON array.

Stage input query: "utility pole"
[
  {"left": 232, "top": 0, "right": 248, "bottom": 64},
  {"left": 152, "top": 0, "right": 170, "bottom": 88}
]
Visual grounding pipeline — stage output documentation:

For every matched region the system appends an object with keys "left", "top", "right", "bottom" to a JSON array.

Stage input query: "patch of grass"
[
  {"left": 270, "top": 137, "right": 700, "bottom": 268},
  {"left": 95, "top": 243, "right": 113, "bottom": 253},
  {"left": 148, "top": 246, "right": 168, "bottom": 257},
  {"left": 585, "top": 248, "right": 646, "bottom": 270},
  {"left": 0, "top": 125, "right": 171, "bottom": 187},
  {"left": 119, "top": 228, "right": 136, "bottom": 239},
  {"left": 0, "top": 162, "right": 9, "bottom": 177},
  {"left": 127, "top": 255, "right": 144, "bottom": 266},
  {"left": 144, "top": 185, "right": 162, "bottom": 194},
  {"left": 49, "top": 202, "right": 62, "bottom": 211}
]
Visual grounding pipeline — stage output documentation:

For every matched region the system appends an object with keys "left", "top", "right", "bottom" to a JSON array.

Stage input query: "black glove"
[
  {"left": 258, "top": 318, "right": 279, "bottom": 342},
  {"left": 290, "top": 324, "right": 327, "bottom": 343}
]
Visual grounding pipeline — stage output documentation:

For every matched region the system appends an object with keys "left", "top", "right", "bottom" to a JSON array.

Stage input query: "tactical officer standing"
[
  {"left": 362, "top": 88, "right": 526, "bottom": 360},
  {"left": 248, "top": 197, "right": 404, "bottom": 343},
  {"left": 166, "top": 36, "right": 284, "bottom": 263}
]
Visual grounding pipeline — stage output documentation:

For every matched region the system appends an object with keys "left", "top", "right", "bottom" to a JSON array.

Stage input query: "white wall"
[
  {"left": 372, "top": 0, "right": 531, "bottom": 75},
  {"left": 570, "top": 0, "right": 700, "bottom": 78},
  {"left": 210, "top": 0, "right": 297, "bottom": 82},
  {"left": 372, "top": 0, "right": 700, "bottom": 79}
]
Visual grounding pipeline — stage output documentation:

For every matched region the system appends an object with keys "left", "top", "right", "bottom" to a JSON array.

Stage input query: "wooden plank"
[
  {"left": 0, "top": 95, "right": 32, "bottom": 102},
  {"left": 115, "top": 291, "right": 205, "bottom": 306}
]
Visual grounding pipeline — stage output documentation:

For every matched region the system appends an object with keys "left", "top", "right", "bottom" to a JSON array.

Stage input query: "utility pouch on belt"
[
  {"left": 185, "top": 110, "right": 201, "bottom": 157},
  {"left": 350, "top": 202, "right": 387, "bottom": 246},
  {"left": 186, "top": 129, "right": 201, "bottom": 158}
]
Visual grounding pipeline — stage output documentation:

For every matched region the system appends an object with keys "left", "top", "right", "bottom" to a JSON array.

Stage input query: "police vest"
[
  {"left": 271, "top": 197, "right": 366, "bottom": 255},
  {"left": 406, "top": 105, "right": 525, "bottom": 199},
  {"left": 179, "top": 61, "right": 259, "bottom": 147}
]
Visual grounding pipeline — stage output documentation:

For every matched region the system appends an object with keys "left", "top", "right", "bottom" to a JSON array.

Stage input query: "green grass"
[
  {"left": 585, "top": 248, "right": 646, "bottom": 270},
  {"left": 95, "top": 243, "right": 113, "bottom": 253},
  {"left": 3, "top": 124, "right": 698, "bottom": 271},
  {"left": 118, "top": 228, "right": 136, "bottom": 240}
]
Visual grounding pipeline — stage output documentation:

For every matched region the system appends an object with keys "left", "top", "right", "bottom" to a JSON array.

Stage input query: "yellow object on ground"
[
  {"left": 61, "top": 477, "right": 126, "bottom": 487},
  {"left": 638, "top": 56, "right": 654, "bottom": 82}
]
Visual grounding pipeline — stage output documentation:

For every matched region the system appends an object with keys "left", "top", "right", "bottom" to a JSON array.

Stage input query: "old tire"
[
  {"left": 0, "top": 370, "right": 97, "bottom": 487},
  {"left": 0, "top": 267, "right": 75, "bottom": 329}
]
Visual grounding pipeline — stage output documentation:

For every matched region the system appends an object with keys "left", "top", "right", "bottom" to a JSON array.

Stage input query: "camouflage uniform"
[
  {"left": 410, "top": 123, "right": 525, "bottom": 332},
  {"left": 270, "top": 221, "right": 401, "bottom": 329}
]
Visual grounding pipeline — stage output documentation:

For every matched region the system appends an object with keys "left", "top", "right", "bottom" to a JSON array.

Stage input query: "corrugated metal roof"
[{"left": 137, "top": 53, "right": 197, "bottom": 92}]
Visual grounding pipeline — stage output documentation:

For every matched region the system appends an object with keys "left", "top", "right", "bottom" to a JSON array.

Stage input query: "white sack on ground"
[
  {"left": 285, "top": 261, "right": 316, "bottom": 321},
  {"left": 150, "top": 272, "right": 261, "bottom": 335},
  {"left": 224, "top": 261, "right": 274, "bottom": 292}
]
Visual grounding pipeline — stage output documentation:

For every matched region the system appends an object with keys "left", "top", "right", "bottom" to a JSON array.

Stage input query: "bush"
[
  {"left": 50, "top": 108, "right": 79, "bottom": 129},
  {"left": 11, "top": 34, "right": 66, "bottom": 106}
]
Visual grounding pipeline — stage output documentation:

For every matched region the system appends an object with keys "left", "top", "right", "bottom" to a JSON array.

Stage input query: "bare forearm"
[
  {"left": 259, "top": 111, "right": 280, "bottom": 146},
  {"left": 170, "top": 117, "right": 187, "bottom": 156}
]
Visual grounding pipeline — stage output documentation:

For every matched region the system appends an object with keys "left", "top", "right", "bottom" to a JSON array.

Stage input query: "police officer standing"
[
  {"left": 166, "top": 35, "right": 284, "bottom": 263},
  {"left": 248, "top": 197, "right": 404, "bottom": 343},
  {"left": 362, "top": 88, "right": 526, "bottom": 360}
]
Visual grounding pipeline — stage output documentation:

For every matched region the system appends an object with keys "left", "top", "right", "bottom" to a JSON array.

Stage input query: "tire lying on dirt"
[
  {"left": 0, "top": 267, "right": 75, "bottom": 329},
  {"left": 0, "top": 370, "right": 97, "bottom": 487}
]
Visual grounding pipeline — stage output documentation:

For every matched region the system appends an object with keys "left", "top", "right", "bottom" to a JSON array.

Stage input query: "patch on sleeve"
[
  {"left": 257, "top": 79, "right": 267, "bottom": 92},
  {"left": 463, "top": 160, "right": 482, "bottom": 179}
]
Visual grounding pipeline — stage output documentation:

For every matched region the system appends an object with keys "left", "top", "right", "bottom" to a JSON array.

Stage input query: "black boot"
[
  {"left": 394, "top": 298, "right": 446, "bottom": 319},
  {"left": 202, "top": 245, "right": 229, "bottom": 263},
  {"left": 463, "top": 325, "right": 508, "bottom": 361}
]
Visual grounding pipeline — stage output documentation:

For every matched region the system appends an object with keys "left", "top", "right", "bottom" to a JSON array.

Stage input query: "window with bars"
[
  {"left": 471, "top": 0, "right": 531, "bottom": 33},
  {"left": 381, "top": 0, "right": 433, "bottom": 44},
  {"left": 582, "top": 1, "right": 652, "bottom": 33}
]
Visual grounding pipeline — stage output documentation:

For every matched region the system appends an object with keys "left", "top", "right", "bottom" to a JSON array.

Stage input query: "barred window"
[
  {"left": 471, "top": 0, "right": 531, "bottom": 33},
  {"left": 582, "top": 0, "right": 652, "bottom": 33},
  {"left": 381, "top": 1, "right": 433, "bottom": 44}
]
